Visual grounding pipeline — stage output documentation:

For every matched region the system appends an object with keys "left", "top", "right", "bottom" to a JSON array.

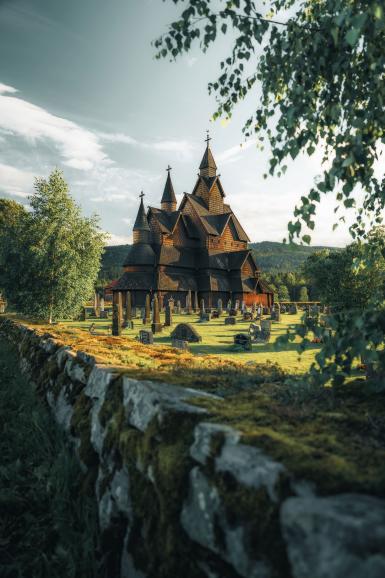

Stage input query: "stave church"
[{"left": 113, "top": 135, "right": 273, "bottom": 309}]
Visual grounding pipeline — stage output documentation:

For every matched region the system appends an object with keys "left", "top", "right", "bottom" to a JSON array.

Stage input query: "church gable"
[{"left": 242, "top": 254, "right": 257, "bottom": 277}]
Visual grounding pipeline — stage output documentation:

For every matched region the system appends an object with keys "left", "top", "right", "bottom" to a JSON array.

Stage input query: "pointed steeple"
[
  {"left": 133, "top": 191, "right": 151, "bottom": 244},
  {"left": 199, "top": 130, "right": 217, "bottom": 177},
  {"left": 161, "top": 165, "right": 177, "bottom": 212}
]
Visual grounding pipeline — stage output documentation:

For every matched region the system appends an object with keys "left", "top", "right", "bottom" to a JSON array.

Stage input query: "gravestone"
[
  {"left": 290, "top": 303, "right": 298, "bottom": 314},
  {"left": 143, "top": 294, "right": 151, "bottom": 324},
  {"left": 217, "top": 299, "right": 223, "bottom": 316},
  {"left": 170, "top": 323, "right": 202, "bottom": 343},
  {"left": 164, "top": 302, "right": 173, "bottom": 327},
  {"left": 241, "top": 301, "right": 246, "bottom": 313},
  {"left": 171, "top": 338, "right": 189, "bottom": 351},
  {"left": 122, "top": 320, "right": 134, "bottom": 330},
  {"left": 186, "top": 290, "right": 193, "bottom": 315},
  {"left": 125, "top": 291, "right": 132, "bottom": 323},
  {"left": 132, "top": 306, "right": 137, "bottom": 319},
  {"left": 139, "top": 329, "right": 154, "bottom": 345},
  {"left": 151, "top": 295, "right": 162, "bottom": 333},
  {"left": 251, "top": 303, "right": 256, "bottom": 315},
  {"left": 249, "top": 323, "right": 261, "bottom": 339},
  {"left": 100, "top": 310, "right": 109, "bottom": 319},
  {"left": 229, "top": 308, "right": 238, "bottom": 317},
  {"left": 100, "top": 296, "right": 105, "bottom": 312},
  {"left": 211, "top": 310, "right": 219, "bottom": 319},
  {"left": 199, "top": 299, "right": 210, "bottom": 321},
  {"left": 168, "top": 298, "right": 174, "bottom": 313},
  {"left": 280, "top": 305, "right": 287, "bottom": 313},
  {"left": 225, "top": 316, "right": 236, "bottom": 326},
  {"left": 234, "top": 333, "right": 252, "bottom": 351},
  {"left": 263, "top": 307, "right": 270, "bottom": 315},
  {"left": 176, "top": 300, "right": 182, "bottom": 315},
  {"left": 271, "top": 308, "right": 281, "bottom": 322},
  {"left": 235, "top": 299, "right": 240, "bottom": 311},
  {"left": 260, "top": 319, "right": 272, "bottom": 342},
  {"left": 194, "top": 291, "right": 199, "bottom": 313},
  {"left": 227, "top": 299, "right": 232, "bottom": 312},
  {"left": 112, "top": 303, "right": 122, "bottom": 336}
]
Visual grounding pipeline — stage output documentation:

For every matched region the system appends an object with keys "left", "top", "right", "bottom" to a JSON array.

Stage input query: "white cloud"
[
  {"left": 99, "top": 130, "right": 197, "bottom": 160},
  {"left": 216, "top": 141, "right": 255, "bottom": 165},
  {"left": 0, "top": 83, "right": 18, "bottom": 95},
  {"left": 0, "top": 162, "right": 33, "bottom": 198},
  {"left": 0, "top": 83, "right": 108, "bottom": 170},
  {"left": 107, "top": 233, "right": 132, "bottom": 245},
  {"left": 98, "top": 132, "right": 138, "bottom": 145}
]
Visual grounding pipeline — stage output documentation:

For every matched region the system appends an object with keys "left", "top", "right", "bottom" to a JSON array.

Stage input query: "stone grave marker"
[
  {"left": 217, "top": 298, "right": 223, "bottom": 316},
  {"left": 112, "top": 303, "right": 122, "bottom": 336},
  {"left": 176, "top": 300, "right": 182, "bottom": 315},
  {"left": 260, "top": 319, "right": 272, "bottom": 342},
  {"left": 249, "top": 323, "right": 261, "bottom": 339},
  {"left": 251, "top": 303, "right": 257, "bottom": 315},
  {"left": 234, "top": 333, "right": 252, "bottom": 351},
  {"left": 138, "top": 329, "right": 154, "bottom": 345},
  {"left": 143, "top": 294, "right": 151, "bottom": 324},
  {"left": 125, "top": 290, "right": 132, "bottom": 323},
  {"left": 235, "top": 299, "right": 240, "bottom": 311},
  {"left": 151, "top": 296, "right": 162, "bottom": 333},
  {"left": 199, "top": 299, "right": 210, "bottom": 321},
  {"left": 170, "top": 323, "right": 202, "bottom": 343},
  {"left": 243, "top": 312, "right": 253, "bottom": 321},
  {"left": 290, "top": 303, "right": 298, "bottom": 314},
  {"left": 186, "top": 290, "right": 193, "bottom": 315},
  {"left": 225, "top": 316, "right": 236, "bottom": 326},
  {"left": 171, "top": 338, "right": 189, "bottom": 351},
  {"left": 164, "top": 301, "right": 173, "bottom": 327},
  {"left": 211, "top": 310, "right": 219, "bottom": 319},
  {"left": 229, "top": 308, "right": 238, "bottom": 317},
  {"left": 241, "top": 301, "right": 246, "bottom": 313},
  {"left": 227, "top": 299, "right": 232, "bottom": 312},
  {"left": 194, "top": 291, "right": 199, "bottom": 313},
  {"left": 100, "top": 296, "right": 105, "bottom": 312},
  {"left": 271, "top": 308, "right": 281, "bottom": 322}
]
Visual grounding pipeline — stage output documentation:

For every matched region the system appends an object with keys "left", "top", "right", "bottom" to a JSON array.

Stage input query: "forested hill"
[
  {"left": 98, "top": 241, "right": 340, "bottom": 282},
  {"left": 249, "top": 241, "right": 340, "bottom": 272}
]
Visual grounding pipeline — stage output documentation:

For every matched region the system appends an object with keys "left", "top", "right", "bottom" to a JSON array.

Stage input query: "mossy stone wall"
[{"left": 1, "top": 317, "right": 385, "bottom": 578}]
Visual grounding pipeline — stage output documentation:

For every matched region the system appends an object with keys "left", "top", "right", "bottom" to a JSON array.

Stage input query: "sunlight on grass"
[{"left": 58, "top": 311, "right": 317, "bottom": 373}]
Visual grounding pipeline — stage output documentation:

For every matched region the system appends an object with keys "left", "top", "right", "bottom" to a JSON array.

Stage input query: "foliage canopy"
[
  {"left": 155, "top": 0, "right": 385, "bottom": 242},
  {"left": 0, "top": 170, "right": 106, "bottom": 323}
]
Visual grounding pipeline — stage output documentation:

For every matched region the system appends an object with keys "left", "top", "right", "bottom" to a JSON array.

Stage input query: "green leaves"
[{"left": 1, "top": 170, "right": 106, "bottom": 322}]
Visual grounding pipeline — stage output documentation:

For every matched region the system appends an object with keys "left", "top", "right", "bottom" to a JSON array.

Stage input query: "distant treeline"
[{"left": 98, "top": 241, "right": 340, "bottom": 300}]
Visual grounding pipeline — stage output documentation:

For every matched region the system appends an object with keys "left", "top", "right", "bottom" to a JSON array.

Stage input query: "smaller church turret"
[
  {"left": 133, "top": 191, "right": 151, "bottom": 244},
  {"left": 161, "top": 165, "right": 177, "bottom": 212}
]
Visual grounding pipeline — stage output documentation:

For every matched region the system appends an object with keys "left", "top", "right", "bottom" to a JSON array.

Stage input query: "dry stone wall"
[{"left": 1, "top": 317, "right": 385, "bottom": 578}]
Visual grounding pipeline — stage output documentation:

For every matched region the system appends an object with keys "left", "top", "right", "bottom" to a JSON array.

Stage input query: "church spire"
[
  {"left": 199, "top": 130, "right": 217, "bottom": 177},
  {"left": 161, "top": 165, "right": 177, "bottom": 212},
  {"left": 133, "top": 191, "right": 151, "bottom": 244}
]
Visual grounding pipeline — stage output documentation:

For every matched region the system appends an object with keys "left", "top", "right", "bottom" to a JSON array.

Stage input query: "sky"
[{"left": 0, "top": 0, "right": 359, "bottom": 246}]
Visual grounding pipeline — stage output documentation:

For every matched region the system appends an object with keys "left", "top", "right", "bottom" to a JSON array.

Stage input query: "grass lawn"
[{"left": 63, "top": 311, "right": 319, "bottom": 374}]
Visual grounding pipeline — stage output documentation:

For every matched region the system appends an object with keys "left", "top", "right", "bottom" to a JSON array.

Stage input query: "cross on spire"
[
  {"left": 205, "top": 130, "right": 212, "bottom": 145},
  {"left": 166, "top": 165, "right": 172, "bottom": 174},
  {"left": 139, "top": 191, "right": 145, "bottom": 200}
]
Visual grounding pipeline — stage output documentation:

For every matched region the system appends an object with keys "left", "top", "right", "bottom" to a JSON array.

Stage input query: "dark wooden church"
[{"left": 113, "top": 136, "right": 273, "bottom": 308}]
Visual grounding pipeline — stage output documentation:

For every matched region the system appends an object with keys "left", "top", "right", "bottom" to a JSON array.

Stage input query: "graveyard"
[{"left": 23, "top": 309, "right": 321, "bottom": 375}]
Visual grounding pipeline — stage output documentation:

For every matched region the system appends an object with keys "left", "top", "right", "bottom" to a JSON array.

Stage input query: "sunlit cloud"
[{"left": 0, "top": 162, "right": 33, "bottom": 198}]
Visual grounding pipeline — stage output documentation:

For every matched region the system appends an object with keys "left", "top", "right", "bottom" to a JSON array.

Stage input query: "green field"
[{"left": 65, "top": 311, "right": 319, "bottom": 373}]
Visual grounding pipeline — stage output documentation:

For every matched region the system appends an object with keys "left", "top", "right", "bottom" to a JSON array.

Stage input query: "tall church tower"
[
  {"left": 194, "top": 132, "right": 225, "bottom": 214},
  {"left": 199, "top": 132, "right": 217, "bottom": 178}
]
